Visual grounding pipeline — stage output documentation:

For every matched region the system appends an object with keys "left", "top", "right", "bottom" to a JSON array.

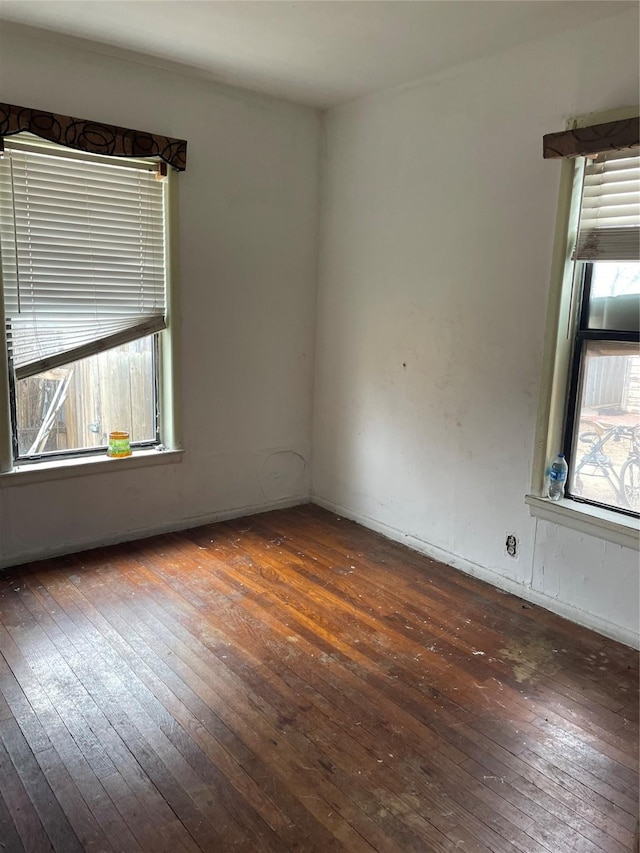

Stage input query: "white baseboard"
[
  {"left": 0, "top": 496, "right": 309, "bottom": 571},
  {"left": 312, "top": 495, "right": 640, "bottom": 650}
]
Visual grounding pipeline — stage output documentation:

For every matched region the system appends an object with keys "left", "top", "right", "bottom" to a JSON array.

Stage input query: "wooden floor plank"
[
  {"left": 60, "top": 557, "right": 352, "bottom": 852},
  {"left": 88, "top": 558, "right": 403, "bottom": 853},
  {"left": 44, "top": 567, "right": 298, "bottom": 853},
  {"left": 0, "top": 732, "right": 54, "bottom": 852},
  {"left": 130, "top": 534, "right": 550, "bottom": 853},
  {"left": 0, "top": 718, "right": 84, "bottom": 853},
  {"left": 25, "top": 570, "right": 249, "bottom": 853},
  {"left": 0, "top": 784, "right": 27, "bottom": 852},
  {"left": 0, "top": 505, "right": 636, "bottom": 852},
  {"left": 21, "top": 575, "right": 200, "bottom": 853},
  {"left": 58, "top": 568, "right": 366, "bottom": 851}
]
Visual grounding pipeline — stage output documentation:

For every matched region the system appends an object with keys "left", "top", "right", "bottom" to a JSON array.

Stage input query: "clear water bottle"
[{"left": 548, "top": 453, "right": 568, "bottom": 501}]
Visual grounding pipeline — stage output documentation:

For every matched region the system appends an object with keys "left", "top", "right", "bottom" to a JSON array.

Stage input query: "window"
[
  {"left": 564, "top": 149, "right": 639, "bottom": 516},
  {"left": 530, "top": 111, "right": 639, "bottom": 532},
  {"left": 0, "top": 133, "right": 169, "bottom": 463}
]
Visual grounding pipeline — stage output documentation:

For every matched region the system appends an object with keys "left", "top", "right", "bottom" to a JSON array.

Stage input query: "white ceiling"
[{"left": 0, "top": 1, "right": 635, "bottom": 108}]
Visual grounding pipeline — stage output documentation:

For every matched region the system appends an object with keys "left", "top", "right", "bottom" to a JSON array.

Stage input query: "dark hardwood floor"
[{"left": 0, "top": 504, "right": 637, "bottom": 852}]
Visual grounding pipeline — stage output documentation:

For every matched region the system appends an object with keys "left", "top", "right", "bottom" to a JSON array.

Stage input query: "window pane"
[
  {"left": 587, "top": 262, "right": 640, "bottom": 332},
  {"left": 569, "top": 340, "right": 640, "bottom": 512},
  {"left": 15, "top": 336, "right": 156, "bottom": 458}
]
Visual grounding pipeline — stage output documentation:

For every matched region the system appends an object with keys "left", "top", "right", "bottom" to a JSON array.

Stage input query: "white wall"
[
  {"left": 313, "top": 10, "right": 640, "bottom": 647},
  {"left": 0, "top": 26, "right": 319, "bottom": 565}
]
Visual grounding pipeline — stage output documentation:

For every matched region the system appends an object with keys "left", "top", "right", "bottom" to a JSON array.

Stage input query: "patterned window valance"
[
  {"left": 0, "top": 102, "right": 187, "bottom": 171},
  {"left": 543, "top": 117, "right": 639, "bottom": 159}
]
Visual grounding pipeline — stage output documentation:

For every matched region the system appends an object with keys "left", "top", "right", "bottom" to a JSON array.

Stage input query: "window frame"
[
  {"left": 0, "top": 147, "right": 182, "bottom": 475},
  {"left": 527, "top": 106, "right": 640, "bottom": 548}
]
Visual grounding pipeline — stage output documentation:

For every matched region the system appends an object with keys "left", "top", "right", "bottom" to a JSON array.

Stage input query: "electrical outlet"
[{"left": 505, "top": 534, "right": 517, "bottom": 558}]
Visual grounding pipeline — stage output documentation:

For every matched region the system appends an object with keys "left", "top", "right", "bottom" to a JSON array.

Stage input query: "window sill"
[
  {"left": 0, "top": 447, "right": 184, "bottom": 488},
  {"left": 525, "top": 494, "right": 639, "bottom": 551}
]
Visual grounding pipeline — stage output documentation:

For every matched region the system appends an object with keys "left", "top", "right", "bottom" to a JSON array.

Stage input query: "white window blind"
[
  {"left": 0, "top": 135, "right": 166, "bottom": 381},
  {"left": 574, "top": 148, "right": 640, "bottom": 262}
]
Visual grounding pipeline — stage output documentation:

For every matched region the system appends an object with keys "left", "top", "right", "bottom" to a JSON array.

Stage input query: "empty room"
[{"left": 0, "top": 1, "right": 638, "bottom": 851}]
